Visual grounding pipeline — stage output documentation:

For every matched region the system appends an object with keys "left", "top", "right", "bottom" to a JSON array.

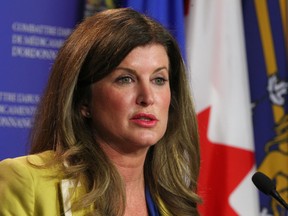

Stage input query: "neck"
[
  {"left": 99, "top": 141, "right": 150, "bottom": 216},
  {"left": 99, "top": 141, "right": 149, "bottom": 184}
]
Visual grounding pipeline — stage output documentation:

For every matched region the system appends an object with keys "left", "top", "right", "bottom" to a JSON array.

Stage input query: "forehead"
[{"left": 118, "top": 44, "right": 169, "bottom": 66}]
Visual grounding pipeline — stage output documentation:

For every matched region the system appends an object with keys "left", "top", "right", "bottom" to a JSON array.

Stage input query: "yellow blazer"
[{"left": 0, "top": 151, "right": 91, "bottom": 216}]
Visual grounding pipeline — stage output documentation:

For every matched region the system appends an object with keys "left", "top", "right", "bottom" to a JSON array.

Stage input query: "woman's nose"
[{"left": 136, "top": 82, "right": 154, "bottom": 106}]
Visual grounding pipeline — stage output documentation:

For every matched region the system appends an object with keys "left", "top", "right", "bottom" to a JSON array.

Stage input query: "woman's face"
[{"left": 85, "top": 44, "right": 171, "bottom": 153}]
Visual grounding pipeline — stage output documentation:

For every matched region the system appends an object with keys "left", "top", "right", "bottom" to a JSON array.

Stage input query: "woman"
[{"left": 0, "top": 8, "right": 201, "bottom": 215}]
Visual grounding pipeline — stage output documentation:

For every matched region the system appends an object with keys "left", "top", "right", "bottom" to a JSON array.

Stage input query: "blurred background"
[{"left": 0, "top": 0, "right": 287, "bottom": 215}]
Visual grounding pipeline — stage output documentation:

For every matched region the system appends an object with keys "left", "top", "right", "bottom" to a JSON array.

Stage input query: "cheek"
[
  {"left": 108, "top": 90, "right": 133, "bottom": 109},
  {"left": 91, "top": 89, "right": 133, "bottom": 115},
  {"left": 160, "top": 90, "right": 171, "bottom": 112},
  {"left": 157, "top": 91, "right": 171, "bottom": 128}
]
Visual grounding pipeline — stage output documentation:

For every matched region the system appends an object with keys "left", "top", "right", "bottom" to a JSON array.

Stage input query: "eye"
[
  {"left": 153, "top": 77, "right": 168, "bottom": 86},
  {"left": 115, "top": 76, "right": 134, "bottom": 84}
]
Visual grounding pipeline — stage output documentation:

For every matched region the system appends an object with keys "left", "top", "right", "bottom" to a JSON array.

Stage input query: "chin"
[{"left": 134, "top": 136, "right": 161, "bottom": 147}]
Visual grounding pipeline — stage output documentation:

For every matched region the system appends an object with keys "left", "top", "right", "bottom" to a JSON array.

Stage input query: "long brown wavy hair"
[{"left": 29, "top": 8, "right": 201, "bottom": 215}]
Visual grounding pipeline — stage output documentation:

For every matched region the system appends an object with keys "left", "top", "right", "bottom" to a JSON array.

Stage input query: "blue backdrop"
[{"left": 0, "top": 0, "right": 84, "bottom": 159}]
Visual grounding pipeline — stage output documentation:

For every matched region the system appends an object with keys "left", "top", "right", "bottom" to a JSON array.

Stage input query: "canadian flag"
[{"left": 185, "top": 0, "right": 260, "bottom": 215}]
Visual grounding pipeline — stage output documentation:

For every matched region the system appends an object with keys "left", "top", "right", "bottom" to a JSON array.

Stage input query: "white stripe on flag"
[{"left": 185, "top": 0, "right": 259, "bottom": 215}]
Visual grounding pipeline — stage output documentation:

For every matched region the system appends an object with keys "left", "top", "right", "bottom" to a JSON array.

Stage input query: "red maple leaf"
[{"left": 197, "top": 107, "right": 255, "bottom": 215}]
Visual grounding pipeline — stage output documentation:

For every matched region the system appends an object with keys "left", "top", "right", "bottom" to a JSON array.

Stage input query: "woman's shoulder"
[
  {"left": 0, "top": 150, "right": 62, "bottom": 181},
  {"left": 0, "top": 151, "right": 65, "bottom": 215}
]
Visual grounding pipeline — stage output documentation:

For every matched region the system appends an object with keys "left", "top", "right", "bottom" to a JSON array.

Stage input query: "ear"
[{"left": 80, "top": 103, "right": 91, "bottom": 118}]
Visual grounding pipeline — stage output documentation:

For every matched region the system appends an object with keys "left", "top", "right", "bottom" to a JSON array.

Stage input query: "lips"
[{"left": 130, "top": 113, "right": 158, "bottom": 127}]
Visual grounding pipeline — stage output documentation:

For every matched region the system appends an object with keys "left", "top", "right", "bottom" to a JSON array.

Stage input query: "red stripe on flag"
[{"left": 197, "top": 107, "right": 255, "bottom": 215}]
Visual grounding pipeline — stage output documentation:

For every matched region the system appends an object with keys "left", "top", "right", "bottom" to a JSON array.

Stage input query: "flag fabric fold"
[
  {"left": 185, "top": 0, "right": 259, "bottom": 215},
  {"left": 242, "top": 0, "right": 288, "bottom": 214}
]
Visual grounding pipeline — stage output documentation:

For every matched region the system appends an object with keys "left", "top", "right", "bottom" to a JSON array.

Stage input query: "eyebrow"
[{"left": 114, "top": 66, "right": 169, "bottom": 74}]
